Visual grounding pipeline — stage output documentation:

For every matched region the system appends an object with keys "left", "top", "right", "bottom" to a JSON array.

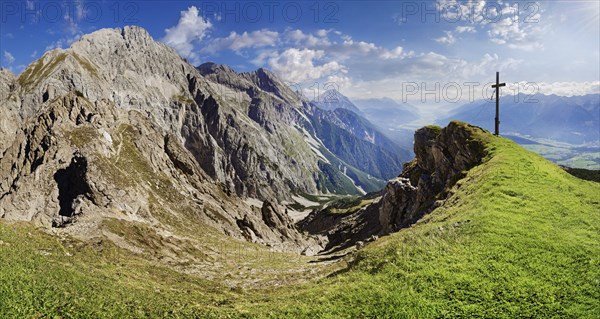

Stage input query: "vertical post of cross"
[{"left": 492, "top": 71, "right": 506, "bottom": 136}]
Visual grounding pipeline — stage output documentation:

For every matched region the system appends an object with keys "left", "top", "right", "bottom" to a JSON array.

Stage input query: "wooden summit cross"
[{"left": 492, "top": 71, "right": 506, "bottom": 136}]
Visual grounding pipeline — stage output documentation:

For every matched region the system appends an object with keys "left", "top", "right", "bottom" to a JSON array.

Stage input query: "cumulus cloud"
[
  {"left": 281, "top": 29, "right": 409, "bottom": 62},
  {"left": 44, "top": 33, "right": 81, "bottom": 51},
  {"left": 204, "top": 29, "right": 279, "bottom": 53},
  {"left": 487, "top": 16, "right": 546, "bottom": 51},
  {"left": 3, "top": 51, "right": 15, "bottom": 65},
  {"left": 434, "top": 31, "right": 456, "bottom": 45},
  {"left": 455, "top": 26, "right": 476, "bottom": 33},
  {"left": 162, "top": 6, "right": 212, "bottom": 65},
  {"left": 247, "top": 29, "right": 414, "bottom": 87},
  {"left": 532, "top": 81, "right": 600, "bottom": 96},
  {"left": 433, "top": 0, "right": 547, "bottom": 50},
  {"left": 256, "top": 48, "right": 346, "bottom": 83},
  {"left": 380, "top": 47, "right": 405, "bottom": 60},
  {"left": 285, "top": 29, "right": 331, "bottom": 47}
]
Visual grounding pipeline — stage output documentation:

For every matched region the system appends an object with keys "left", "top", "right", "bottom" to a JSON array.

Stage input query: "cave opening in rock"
[{"left": 53, "top": 153, "right": 92, "bottom": 218}]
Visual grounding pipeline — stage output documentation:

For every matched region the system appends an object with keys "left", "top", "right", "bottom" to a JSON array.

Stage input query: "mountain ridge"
[{"left": 0, "top": 26, "right": 411, "bottom": 256}]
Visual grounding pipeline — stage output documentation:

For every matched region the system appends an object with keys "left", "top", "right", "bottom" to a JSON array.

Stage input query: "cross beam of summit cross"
[{"left": 492, "top": 71, "right": 506, "bottom": 136}]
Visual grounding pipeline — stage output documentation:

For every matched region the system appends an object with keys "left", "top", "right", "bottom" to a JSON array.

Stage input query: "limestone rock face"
[
  {"left": 378, "top": 121, "right": 487, "bottom": 233},
  {"left": 377, "top": 177, "right": 417, "bottom": 233},
  {"left": 0, "top": 27, "right": 329, "bottom": 253},
  {"left": 302, "top": 121, "right": 489, "bottom": 251},
  {"left": 0, "top": 68, "right": 21, "bottom": 154},
  {"left": 0, "top": 26, "right": 407, "bottom": 254}
]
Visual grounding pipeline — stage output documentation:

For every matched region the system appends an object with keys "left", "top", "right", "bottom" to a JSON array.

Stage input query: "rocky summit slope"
[
  {"left": 0, "top": 26, "right": 411, "bottom": 254},
  {"left": 0, "top": 27, "right": 412, "bottom": 253}
]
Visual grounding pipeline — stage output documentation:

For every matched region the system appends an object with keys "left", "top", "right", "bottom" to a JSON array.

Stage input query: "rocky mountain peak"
[
  {"left": 0, "top": 25, "right": 411, "bottom": 257},
  {"left": 239, "top": 67, "right": 302, "bottom": 105},
  {"left": 311, "top": 89, "right": 362, "bottom": 114},
  {"left": 197, "top": 62, "right": 236, "bottom": 76},
  {"left": 71, "top": 26, "right": 156, "bottom": 54}
]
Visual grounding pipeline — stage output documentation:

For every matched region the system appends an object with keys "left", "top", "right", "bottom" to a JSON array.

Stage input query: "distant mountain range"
[
  {"left": 310, "top": 93, "right": 420, "bottom": 153},
  {"left": 353, "top": 97, "right": 420, "bottom": 151},
  {"left": 439, "top": 93, "right": 600, "bottom": 145},
  {"left": 311, "top": 89, "right": 363, "bottom": 114}
]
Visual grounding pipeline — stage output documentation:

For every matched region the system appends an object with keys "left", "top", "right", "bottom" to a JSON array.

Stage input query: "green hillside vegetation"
[{"left": 1, "top": 125, "right": 599, "bottom": 318}]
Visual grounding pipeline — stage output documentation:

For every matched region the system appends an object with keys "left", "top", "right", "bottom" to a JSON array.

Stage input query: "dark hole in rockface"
[{"left": 53, "top": 153, "right": 92, "bottom": 217}]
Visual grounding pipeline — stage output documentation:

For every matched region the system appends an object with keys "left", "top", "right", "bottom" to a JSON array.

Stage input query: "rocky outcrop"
[
  {"left": 0, "top": 68, "right": 21, "bottom": 154},
  {"left": 378, "top": 121, "right": 487, "bottom": 233},
  {"left": 164, "top": 133, "right": 196, "bottom": 176},
  {"left": 301, "top": 121, "right": 489, "bottom": 251}
]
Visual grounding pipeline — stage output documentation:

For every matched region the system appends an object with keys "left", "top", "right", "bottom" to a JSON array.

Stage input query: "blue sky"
[{"left": 1, "top": 0, "right": 599, "bottom": 104}]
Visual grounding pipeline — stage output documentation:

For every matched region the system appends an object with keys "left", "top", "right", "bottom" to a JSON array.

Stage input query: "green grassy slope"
[
  {"left": 241, "top": 129, "right": 600, "bottom": 318},
  {"left": 1, "top": 128, "right": 599, "bottom": 318}
]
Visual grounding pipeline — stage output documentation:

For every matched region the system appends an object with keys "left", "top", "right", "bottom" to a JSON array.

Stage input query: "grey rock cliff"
[
  {"left": 302, "top": 121, "right": 489, "bottom": 252},
  {"left": 0, "top": 26, "right": 409, "bottom": 254},
  {"left": 380, "top": 121, "right": 487, "bottom": 232},
  {"left": 0, "top": 26, "right": 329, "bottom": 253}
]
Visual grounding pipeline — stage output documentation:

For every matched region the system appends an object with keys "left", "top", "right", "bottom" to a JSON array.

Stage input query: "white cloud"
[
  {"left": 44, "top": 33, "right": 81, "bottom": 51},
  {"left": 74, "top": 0, "right": 86, "bottom": 20},
  {"left": 204, "top": 29, "right": 279, "bottom": 53},
  {"left": 3, "top": 51, "right": 15, "bottom": 65},
  {"left": 434, "top": 1, "right": 547, "bottom": 50},
  {"left": 316, "top": 29, "right": 330, "bottom": 37},
  {"left": 162, "top": 6, "right": 212, "bottom": 65},
  {"left": 460, "top": 53, "right": 522, "bottom": 78},
  {"left": 23, "top": 0, "right": 41, "bottom": 23},
  {"left": 436, "top": 0, "right": 496, "bottom": 25},
  {"left": 281, "top": 29, "right": 408, "bottom": 62},
  {"left": 433, "top": 26, "right": 474, "bottom": 46},
  {"left": 487, "top": 16, "right": 546, "bottom": 51},
  {"left": 434, "top": 31, "right": 456, "bottom": 45},
  {"left": 532, "top": 81, "right": 600, "bottom": 96},
  {"left": 285, "top": 29, "right": 331, "bottom": 47},
  {"left": 63, "top": 0, "right": 86, "bottom": 36},
  {"left": 247, "top": 29, "right": 413, "bottom": 87},
  {"left": 30, "top": 50, "right": 37, "bottom": 58},
  {"left": 257, "top": 48, "right": 346, "bottom": 83},
  {"left": 455, "top": 26, "right": 476, "bottom": 33},
  {"left": 380, "top": 46, "right": 404, "bottom": 60}
]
